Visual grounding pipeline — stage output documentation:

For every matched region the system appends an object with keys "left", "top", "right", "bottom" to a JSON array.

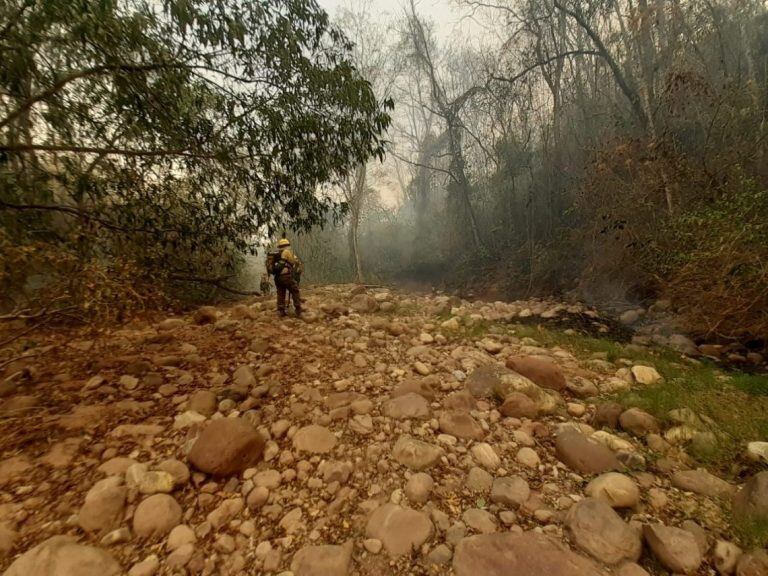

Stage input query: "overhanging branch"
[{"left": 491, "top": 50, "right": 601, "bottom": 85}]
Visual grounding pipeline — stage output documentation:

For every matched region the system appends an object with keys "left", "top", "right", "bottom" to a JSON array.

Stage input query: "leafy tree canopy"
[{"left": 0, "top": 0, "right": 392, "bottom": 299}]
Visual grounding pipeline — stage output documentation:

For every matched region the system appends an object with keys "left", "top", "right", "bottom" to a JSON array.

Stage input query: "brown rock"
[
  {"left": 384, "top": 393, "right": 431, "bottom": 420},
  {"left": 566, "top": 499, "right": 642, "bottom": 565},
  {"left": 680, "top": 520, "right": 709, "bottom": 556},
  {"left": 444, "top": 390, "right": 477, "bottom": 411},
  {"left": 4, "top": 536, "right": 121, "bottom": 576},
  {"left": 291, "top": 541, "right": 354, "bottom": 576},
  {"left": 78, "top": 478, "right": 127, "bottom": 535},
  {"left": 555, "top": 430, "right": 621, "bottom": 474},
  {"left": 392, "top": 378, "right": 437, "bottom": 401},
  {"left": 490, "top": 476, "right": 530, "bottom": 508},
  {"left": 132, "top": 494, "right": 182, "bottom": 539},
  {"left": 584, "top": 473, "right": 640, "bottom": 508},
  {"left": 506, "top": 356, "right": 566, "bottom": 391},
  {"left": 192, "top": 306, "right": 218, "bottom": 324},
  {"left": 187, "top": 390, "right": 217, "bottom": 417},
  {"left": 672, "top": 469, "right": 734, "bottom": 499},
  {"left": 293, "top": 425, "right": 337, "bottom": 454},
  {"left": 0, "top": 395, "right": 38, "bottom": 417},
  {"left": 617, "top": 564, "right": 651, "bottom": 576},
  {"left": 0, "top": 456, "right": 31, "bottom": 485},
  {"left": 351, "top": 294, "right": 378, "bottom": 313},
  {"left": 188, "top": 418, "right": 265, "bottom": 476},
  {"left": 392, "top": 436, "right": 443, "bottom": 471},
  {"left": 365, "top": 503, "right": 433, "bottom": 557},
  {"left": 453, "top": 531, "right": 606, "bottom": 576},
  {"left": 736, "top": 550, "right": 768, "bottom": 576},
  {"left": 0, "top": 522, "right": 18, "bottom": 557},
  {"left": 643, "top": 524, "right": 703, "bottom": 574},
  {"left": 733, "top": 472, "right": 768, "bottom": 524},
  {"left": 438, "top": 411, "right": 484, "bottom": 440},
  {"left": 619, "top": 408, "right": 660, "bottom": 437},
  {"left": 593, "top": 402, "right": 623, "bottom": 429},
  {"left": 465, "top": 365, "right": 510, "bottom": 399},
  {"left": 499, "top": 393, "right": 538, "bottom": 419}
]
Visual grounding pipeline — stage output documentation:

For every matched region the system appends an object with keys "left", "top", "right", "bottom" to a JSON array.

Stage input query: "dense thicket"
[
  {"left": 0, "top": 0, "right": 390, "bottom": 318},
  {"left": 317, "top": 0, "right": 768, "bottom": 344}
]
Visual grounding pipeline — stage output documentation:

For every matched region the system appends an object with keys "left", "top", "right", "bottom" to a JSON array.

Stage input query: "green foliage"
[
  {"left": 732, "top": 515, "right": 768, "bottom": 549},
  {"left": 0, "top": 0, "right": 392, "bottom": 312},
  {"left": 647, "top": 179, "right": 768, "bottom": 341},
  {"left": 503, "top": 321, "right": 768, "bottom": 472}
]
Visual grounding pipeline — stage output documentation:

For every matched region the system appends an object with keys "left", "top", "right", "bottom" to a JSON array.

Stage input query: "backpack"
[{"left": 265, "top": 251, "right": 284, "bottom": 276}]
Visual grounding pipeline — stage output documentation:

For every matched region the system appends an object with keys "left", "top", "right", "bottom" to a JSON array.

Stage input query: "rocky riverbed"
[{"left": 0, "top": 284, "right": 766, "bottom": 575}]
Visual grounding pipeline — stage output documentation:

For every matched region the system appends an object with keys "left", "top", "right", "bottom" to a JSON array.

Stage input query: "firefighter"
[{"left": 266, "top": 238, "right": 303, "bottom": 317}]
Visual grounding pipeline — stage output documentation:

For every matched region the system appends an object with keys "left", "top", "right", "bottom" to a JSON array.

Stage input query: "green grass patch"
[
  {"left": 730, "top": 372, "right": 768, "bottom": 396},
  {"left": 508, "top": 322, "right": 672, "bottom": 364},
  {"left": 505, "top": 322, "right": 768, "bottom": 471},
  {"left": 732, "top": 515, "right": 768, "bottom": 549}
]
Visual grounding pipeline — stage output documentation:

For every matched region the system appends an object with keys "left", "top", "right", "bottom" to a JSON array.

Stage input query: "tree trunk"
[
  {"left": 347, "top": 164, "right": 366, "bottom": 283},
  {"left": 448, "top": 124, "right": 484, "bottom": 253}
]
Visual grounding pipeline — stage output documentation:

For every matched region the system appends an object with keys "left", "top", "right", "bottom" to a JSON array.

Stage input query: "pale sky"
[
  {"left": 316, "top": 0, "right": 493, "bottom": 207},
  {"left": 317, "top": 0, "right": 484, "bottom": 40}
]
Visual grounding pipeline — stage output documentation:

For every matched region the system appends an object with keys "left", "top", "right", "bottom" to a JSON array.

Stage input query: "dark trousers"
[{"left": 275, "top": 274, "right": 301, "bottom": 314}]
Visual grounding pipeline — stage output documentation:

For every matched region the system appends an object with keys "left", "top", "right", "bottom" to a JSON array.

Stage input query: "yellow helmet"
[{"left": 278, "top": 238, "right": 290, "bottom": 248}]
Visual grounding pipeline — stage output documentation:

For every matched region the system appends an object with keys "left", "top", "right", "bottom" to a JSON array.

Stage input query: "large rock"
[
  {"left": 187, "top": 390, "right": 217, "bottom": 417},
  {"left": 619, "top": 408, "right": 660, "bottom": 437},
  {"left": 293, "top": 425, "right": 338, "bottom": 454},
  {"left": 631, "top": 365, "right": 662, "bottom": 385},
  {"left": 505, "top": 356, "right": 566, "bottom": 391},
  {"left": 438, "top": 411, "right": 484, "bottom": 440},
  {"left": 125, "top": 464, "right": 174, "bottom": 495},
  {"left": 643, "top": 524, "right": 703, "bottom": 574},
  {"left": 737, "top": 550, "right": 768, "bottom": 576},
  {"left": 471, "top": 443, "right": 501, "bottom": 471},
  {"left": 593, "top": 402, "right": 623, "bottom": 429},
  {"left": 405, "top": 473, "right": 434, "bottom": 504},
  {"left": 0, "top": 522, "right": 17, "bottom": 557},
  {"left": 392, "top": 436, "right": 443, "bottom": 471},
  {"left": 555, "top": 430, "right": 621, "bottom": 474},
  {"left": 462, "top": 509, "right": 497, "bottom": 534},
  {"left": 78, "top": 477, "right": 127, "bottom": 535},
  {"left": 467, "top": 365, "right": 558, "bottom": 414},
  {"left": 351, "top": 294, "right": 378, "bottom": 313},
  {"left": 733, "top": 471, "right": 768, "bottom": 524},
  {"left": 713, "top": 540, "right": 742, "bottom": 575},
  {"left": 565, "top": 499, "right": 641, "bottom": 565},
  {"left": 466, "top": 364, "right": 524, "bottom": 398},
  {"left": 672, "top": 469, "right": 734, "bottom": 499},
  {"left": 365, "top": 504, "right": 433, "bottom": 557},
  {"left": 490, "top": 476, "right": 530, "bottom": 508},
  {"left": 499, "top": 393, "right": 538, "bottom": 419},
  {"left": 384, "top": 393, "right": 430, "bottom": 420},
  {"left": 453, "top": 531, "right": 606, "bottom": 576},
  {"left": 3, "top": 536, "right": 121, "bottom": 576},
  {"left": 444, "top": 390, "right": 477, "bottom": 411},
  {"left": 188, "top": 418, "right": 265, "bottom": 476},
  {"left": 585, "top": 473, "right": 640, "bottom": 508},
  {"left": 231, "top": 365, "right": 256, "bottom": 389},
  {"left": 392, "top": 378, "right": 437, "bottom": 401},
  {"left": 192, "top": 306, "right": 218, "bottom": 325},
  {"left": 290, "top": 541, "right": 353, "bottom": 576},
  {"left": 132, "top": 494, "right": 182, "bottom": 539},
  {"left": 669, "top": 334, "right": 698, "bottom": 356}
]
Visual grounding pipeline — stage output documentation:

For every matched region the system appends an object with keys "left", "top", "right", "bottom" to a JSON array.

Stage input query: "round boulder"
[
  {"left": 4, "top": 536, "right": 121, "bottom": 576},
  {"left": 188, "top": 418, "right": 265, "bottom": 476},
  {"left": 132, "top": 494, "right": 182, "bottom": 539},
  {"left": 505, "top": 356, "right": 566, "bottom": 391},
  {"left": 585, "top": 473, "right": 640, "bottom": 508}
]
